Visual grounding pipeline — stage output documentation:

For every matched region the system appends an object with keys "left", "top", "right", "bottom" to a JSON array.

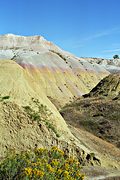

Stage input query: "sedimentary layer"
[{"left": 0, "top": 34, "right": 109, "bottom": 105}]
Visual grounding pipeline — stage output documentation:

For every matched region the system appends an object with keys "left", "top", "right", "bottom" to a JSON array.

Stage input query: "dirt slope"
[
  {"left": 0, "top": 60, "right": 74, "bottom": 148},
  {"left": 60, "top": 74, "right": 120, "bottom": 148},
  {"left": 70, "top": 125, "right": 120, "bottom": 169},
  {"left": 85, "top": 73, "right": 120, "bottom": 98}
]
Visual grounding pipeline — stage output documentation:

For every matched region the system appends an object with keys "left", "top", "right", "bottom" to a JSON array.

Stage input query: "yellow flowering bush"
[{"left": 0, "top": 146, "right": 84, "bottom": 180}]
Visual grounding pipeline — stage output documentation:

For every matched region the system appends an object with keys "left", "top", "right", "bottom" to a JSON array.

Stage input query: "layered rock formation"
[
  {"left": 84, "top": 57, "right": 120, "bottom": 73},
  {"left": 0, "top": 59, "right": 79, "bottom": 136},
  {"left": 0, "top": 34, "right": 109, "bottom": 106}
]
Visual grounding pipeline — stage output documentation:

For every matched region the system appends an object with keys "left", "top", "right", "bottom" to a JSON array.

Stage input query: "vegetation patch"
[
  {"left": 0, "top": 95, "right": 10, "bottom": 102},
  {"left": 0, "top": 146, "right": 84, "bottom": 180},
  {"left": 23, "top": 98, "right": 60, "bottom": 138},
  {"left": 60, "top": 97, "right": 120, "bottom": 148},
  {"left": 45, "top": 120, "right": 60, "bottom": 137}
]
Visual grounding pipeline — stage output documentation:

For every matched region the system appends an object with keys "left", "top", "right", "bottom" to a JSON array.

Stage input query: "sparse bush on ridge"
[
  {"left": 113, "top": 54, "right": 119, "bottom": 59},
  {"left": 23, "top": 98, "right": 51, "bottom": 123},
  {"left": 23, "top": 98, "right": 52, "bottom": 123},
  {"left": 0, "top": 147, "right": 84, "bottom": 180},
  {"left": 23, "top": 98, "right": 60, "bottom": 137},
  {"left": 45, "top": 120, "right": 60, "bottom": 137}
]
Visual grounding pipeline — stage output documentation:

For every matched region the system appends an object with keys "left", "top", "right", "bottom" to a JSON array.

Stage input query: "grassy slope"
[
  {"left": 60, "top": 74, "right": 120, "bottom": 148},
  {"left": 85, "top": 73, "right": 120, "bottom": 98}
]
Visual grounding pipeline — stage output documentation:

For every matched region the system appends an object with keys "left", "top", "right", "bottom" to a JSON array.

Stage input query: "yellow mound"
[{"left": 0, "top": 60, "right": 72, "bottom": 136}]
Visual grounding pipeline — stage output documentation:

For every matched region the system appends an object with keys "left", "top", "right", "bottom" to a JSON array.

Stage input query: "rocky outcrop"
[{"left": 84, "top": 57, "right": 120, "bottom": 73}]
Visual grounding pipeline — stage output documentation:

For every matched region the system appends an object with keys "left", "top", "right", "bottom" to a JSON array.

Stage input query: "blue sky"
[{"left": 0, "top": 0, "right": 120, "bottom": 58}]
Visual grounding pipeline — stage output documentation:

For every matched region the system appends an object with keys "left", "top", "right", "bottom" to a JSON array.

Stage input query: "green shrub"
[
  {"left": 23, "top": 105, "right": 41, "bottom": 122},
  {"left": 0, "top": 147, "right": 85, "bottom": 180},
  {"left": 23, "top": 98, "right": 60, "bottom": 138},
  {"left": 113, "top": 54, "right": 119, "bottom": 59},
  {"left": 23, "top": 98, "right": 52, "bottom": 123},
  {"left": 0, "top": 95, "right": 10, "bottom": 102},
  {"left": 45, "top": 121, "right": 60, "bottom": 137}
]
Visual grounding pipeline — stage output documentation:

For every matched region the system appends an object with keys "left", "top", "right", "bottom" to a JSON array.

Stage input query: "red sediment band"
[
  {"left": 18, "top": 62, "right": 69, "bottom": 72},
  {"left": 18, "top": 62, "right": 108, "bottom": 76}
]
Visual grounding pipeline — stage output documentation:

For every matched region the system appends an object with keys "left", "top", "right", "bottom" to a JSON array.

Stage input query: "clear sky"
[{"left": 0, "top": 0, "right": 120, "bottom": 58}]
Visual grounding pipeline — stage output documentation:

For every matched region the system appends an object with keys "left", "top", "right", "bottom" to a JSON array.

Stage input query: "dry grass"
[{"left": 60, "top": 96, "right": 120, "bottom": 148}]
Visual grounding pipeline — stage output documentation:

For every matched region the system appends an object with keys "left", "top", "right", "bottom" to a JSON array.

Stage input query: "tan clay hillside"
[
  {"left": 0, "top": 60, "right": 120, "bottom": 174},
  {"left": 0, "top": 60, "right": 72, "bottom": 135},
  {"left": 0, "top": 34, "right": 109, "bottom": 106},
  {"left": 0, "top": 60, "right": 98, "bottom": 165}
]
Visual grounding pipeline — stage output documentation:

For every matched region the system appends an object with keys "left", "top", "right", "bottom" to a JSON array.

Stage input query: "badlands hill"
[
  {"left": 0, "top": 34, "right": 109, "bottom": 106},
  {"left": 0, "top": 34, "right": 120, "bottom": 177},
  {"left": 0, "top": 60, "right": 94, "bottom": 165}
]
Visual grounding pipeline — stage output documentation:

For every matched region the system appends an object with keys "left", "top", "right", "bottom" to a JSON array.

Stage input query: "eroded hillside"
[
  {"left": 84, "top": 57, "right": 120, "bottom": 73},
  {"left": 0, "top": 35, "right": 120, "bottom": 178},
  {"left": 0, "top": 34, "right": 109, "bottom": 106},
  {"left": 61, "top": 74, "right": 120, "bottom": 148},
  {"left": 0, "top": 60, "right": 101, "bottom": 168},
  {"left": 85, "top": 73, "right": 120, "bottom": 98}
]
